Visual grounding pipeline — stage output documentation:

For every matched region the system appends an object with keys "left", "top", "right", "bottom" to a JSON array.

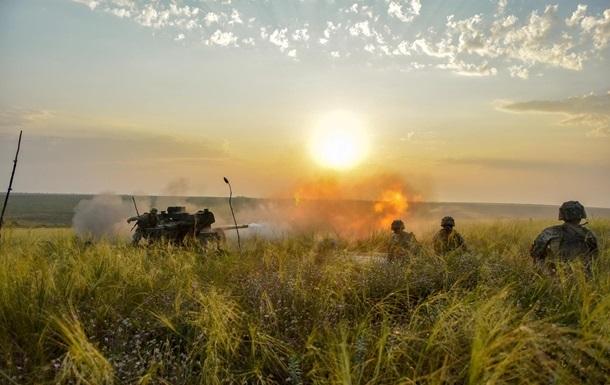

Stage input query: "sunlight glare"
[{"left": 310, "top": 111, "right": 369, "bottom": 170}]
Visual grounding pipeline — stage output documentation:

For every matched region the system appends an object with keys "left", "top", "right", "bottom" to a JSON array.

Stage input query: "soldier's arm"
[
  {"left": 410, "top": 233, "right": 422, "bottom": 253},
  {"left": 582, "top": 230, "right": 598, "bottom": 276},
  {"left": 585, "top": 230, "right": 599, "bottom": 257},
  {"left": 530, "top": 229, "right": 555, "bottom": 263},
  {"left": 457, "top": 232, "right": 467, "bottom": 251}
]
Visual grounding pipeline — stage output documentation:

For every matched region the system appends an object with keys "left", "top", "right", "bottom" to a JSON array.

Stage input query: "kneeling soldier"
[
  {"left": 433, "top": 216, "right": 466, "bottom": 254},
  {"left": 387, "top": 219, "right": 420, "bottom": 262},
  {"left": 127, "top": 208, "right": 159, "bottom": 245},
  {"left": 530, "top": 201, "right": 598, "bottom": 275}
]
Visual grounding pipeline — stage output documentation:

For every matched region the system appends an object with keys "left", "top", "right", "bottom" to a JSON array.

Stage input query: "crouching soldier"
[
  {"left": 433, "top": 216, "right": 466, "bottom": 255},
  {"left": 387, "top": 219, "right": 420, "bottom": 262},
  {"left": 127, "top": 208, "right": 159, "bottom": 245},
  {"left": 530, "top": 201, "right": 598, "bottom": 276}
]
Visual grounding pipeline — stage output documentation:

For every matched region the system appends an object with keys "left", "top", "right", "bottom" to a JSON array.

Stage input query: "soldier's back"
[{"left": 531, "top": 223, "right": 598, "bottom": 263}]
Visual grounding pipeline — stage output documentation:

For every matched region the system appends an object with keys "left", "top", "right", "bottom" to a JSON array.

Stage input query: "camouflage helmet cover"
[
  {"left": 558, "top": 201, "right": 586, "bottom": 221},
  {"left": 391, "top": 219, "right": 405, "bottom": 231},
  {"left": 150, "top": 208, "right": 158, "bottom": 213},
  {"left": 441, "top": 216, "right": 455, "bottom": 227}
]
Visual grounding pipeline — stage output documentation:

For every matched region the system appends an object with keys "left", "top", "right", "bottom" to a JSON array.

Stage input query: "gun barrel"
[{"left": 217, "top": 224, "right": 249, "bottom": 231}]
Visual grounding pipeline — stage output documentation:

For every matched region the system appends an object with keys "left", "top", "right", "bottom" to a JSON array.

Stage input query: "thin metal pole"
[
  {"left": 0, "top": 130, "right": 23, "bottom": 238},
  {"left": 224, "top": 177, "right": 241, "bottom": 254},
  {"left": 131, "top": 196, "right": 140, "bottom": 216}
]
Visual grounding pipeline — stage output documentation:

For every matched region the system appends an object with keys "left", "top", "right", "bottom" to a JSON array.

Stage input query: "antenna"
[
  {"left": 0, "top": 130, "right": 23, "bottom": 240},
  {"left": 224, "top": 177, "right": 242, "bottom": 254}
]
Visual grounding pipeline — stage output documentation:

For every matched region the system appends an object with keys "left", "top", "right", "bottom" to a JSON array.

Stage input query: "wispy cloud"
[
  {"left": 70, "top": 1, "right": 610, "bottom": 78},
  {"left": 566, "top": 5, "right": 610, "bottom": 49},
  {"left": 499, "top": 92, "right": 610, "bottom": 137},
  {"left": 440, "top": 157, "right": 609, "bottom": 172},
  {"left": 0, "top": 107, "right": 56, "bottom": 129},
  {"left": 2, "top": 131, "right": 230, "bottom": 165}
]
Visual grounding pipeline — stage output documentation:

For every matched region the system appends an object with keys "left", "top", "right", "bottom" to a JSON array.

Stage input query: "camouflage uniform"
[
  {"left": 530, "top": 201, "right": 598, "bottom": 275},
  {"left": 388, "top": 219, "right": 420, "bottom": 262},
  {"left": 433, "top": 216, "right": 466, "bottom": 255},
  {"left": 127, "top": 209, "right": 159, "bottom": 245}
]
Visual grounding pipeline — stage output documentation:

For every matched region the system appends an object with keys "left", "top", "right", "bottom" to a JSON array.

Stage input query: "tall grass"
[{"left": 0, "top": 220, "right": 609, "bottom": 384}]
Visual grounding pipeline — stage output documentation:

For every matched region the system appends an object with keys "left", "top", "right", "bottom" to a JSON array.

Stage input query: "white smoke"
[
  {"left": 223, "top": 221, "right": 288, "bottom": 240},
  {"left": 72, "top": 194, "right": 133, "bottom": 240}
]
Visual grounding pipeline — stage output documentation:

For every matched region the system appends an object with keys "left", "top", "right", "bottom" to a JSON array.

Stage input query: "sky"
[{"left": 0, "top": 0, "right": 609, "bottom": 206}]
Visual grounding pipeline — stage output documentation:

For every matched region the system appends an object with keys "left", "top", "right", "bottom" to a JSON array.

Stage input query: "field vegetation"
[{"left": 0, "top": 220, "right": 609, "bottom": 384}]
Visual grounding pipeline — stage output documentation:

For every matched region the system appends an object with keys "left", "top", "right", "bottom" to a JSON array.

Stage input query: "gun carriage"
[{"left": 131, "top": 206, "right": 247, "bottom": 248}]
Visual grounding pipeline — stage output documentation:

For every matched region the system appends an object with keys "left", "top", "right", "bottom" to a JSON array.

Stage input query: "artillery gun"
[{"left": 135, "top": 206, "right": 247, "bottom": 249}]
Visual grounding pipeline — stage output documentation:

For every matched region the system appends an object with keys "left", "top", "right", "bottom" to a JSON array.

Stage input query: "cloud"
[
  {"left": 387, "top": 0, "right": 421, "bottom": 23},
  {"left": 403, "top": 3, "right": 610, "bottom": 76},
  {"left": 269, "top": 28, "right": 289, "bottom": 51},
  {"left": 349, "top": 21, "right": 373, "bottom": 38},
  {"left": 566, "top": 5, "right": 610, "bottom": 48},
  {"left": 496, "top": 0, "right": 508, "bottom": 16},
  {"left": 441, "top": 157, "right": 562, "bottom": 171},
  {"left": 3, "top": 131, "right": 230, "bottom": 165},
  {"left": 205, "top": 30, "right": 238, "bottom": 47},
  {"left": 439, "top": 157, "right": 610, "bottom": 173},
  {"left": 135, "top": 4, "right": 170, "bottom": 29},
  {"left": 508, "top": 65, "right": 529, "bottom": 79},
  {"left": 73, "top": 0, "right": 99, "bottom": 11},
  {"left": 0, "top": 108, "right": 56, "bottom": 129},
  {"left": 108, "top": 7, "right": 131, "bottom": 18},
  {"left": 500, "top": 92, "right": 610, "bottom": 137},
  {"left": 566, "top": 4, "right": 587, "bottom": 27},
  {"left": 68, "top": 0, "right": 609, "bottom": 77},
  {"left": 204, "top": 12, "right": 220, "bottom": 26},
  {"left": 438, "top": 60, "right": 497, "bottom": 77},
  {"left": 580, "top": 9, "right": 610, "bottom": 49},
  {"left": 292, "top": 27, "right": 310, "bottom": 42},
  {"left": 400, "top": 131, "right": 415, "bottom": 141},
  {"left": 229, "top": 9, "right": 242, "bottom": 25}
]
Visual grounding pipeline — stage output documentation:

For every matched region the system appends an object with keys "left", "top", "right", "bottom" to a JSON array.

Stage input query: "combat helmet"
[
  {"left": 150, "top": 208, "right": 158, "bottom": 214},
  {"left": 391, "top": 219, "right": 405, "bottom": 231},
  {"left": 558, "top": 201, "right": 586, "bottom": 222},
  {"left": 441, "top": 216, "right": 455, "bottom": 227}
]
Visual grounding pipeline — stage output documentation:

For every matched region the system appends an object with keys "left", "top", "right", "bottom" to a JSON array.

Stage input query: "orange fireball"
[{"left": 374, "top": 189, "right": 409, "bottom": 230}]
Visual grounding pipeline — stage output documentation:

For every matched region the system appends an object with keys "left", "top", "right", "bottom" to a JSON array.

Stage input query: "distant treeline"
[
  {"left": 1, "top": 193, "right": 610, "bottom": 228},
  {"left": 0, "top": 193, "right": 248, "bottom": 228}
]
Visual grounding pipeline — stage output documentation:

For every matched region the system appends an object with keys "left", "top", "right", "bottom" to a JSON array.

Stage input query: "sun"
[{"left": 310, "top": 111, "right": 369, "bottom": 170}]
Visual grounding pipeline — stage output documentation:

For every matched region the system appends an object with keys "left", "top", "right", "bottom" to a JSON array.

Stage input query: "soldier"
[
  {"left": 387, "top": 219, "right": 420, "bottom": 262},
  {"left": 433, "top": 216, "right": 466, "bottom": 254},
  {"left": 530, "top": 201, "right": 598, "bottom": 275},
  {"left": 127, "top": 208, "right": 159, "bottom": 245}
]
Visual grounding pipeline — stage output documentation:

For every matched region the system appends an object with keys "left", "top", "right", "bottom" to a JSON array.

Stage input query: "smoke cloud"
[
  {"left": 231, "top": 172, "right": 425, "bottom": 239},
  {"left": 162, "top": 177, "right": 190, "bottom": 196},
  {"left": 72, "top": 194, "right": 132, "bottom": 240},
  {"left": 71, "top": 174, "right": 428, "bottom": 241}
]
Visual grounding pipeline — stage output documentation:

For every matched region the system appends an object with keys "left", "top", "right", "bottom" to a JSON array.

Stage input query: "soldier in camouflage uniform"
[
  {"left": 433, "top": 216, "right": 466, "bottom": 255},
  {"left": 127, "top": 208, "right": 159, "bottom": 245},
  {"left": 530, "top": 201, "right": 598, "bottom": 275},
  {"left": 387, "top": 219, "right": 420, "bottom": 262}
]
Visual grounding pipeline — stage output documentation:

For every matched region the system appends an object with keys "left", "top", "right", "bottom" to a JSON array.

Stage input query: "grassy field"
[{"left": 0, "top": 220, "right": 609, "bottom": 384}]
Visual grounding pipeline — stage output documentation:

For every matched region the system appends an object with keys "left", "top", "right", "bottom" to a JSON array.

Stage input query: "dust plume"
[{"left": 72, "top": 194, "right": 133, "bottom": 240}]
